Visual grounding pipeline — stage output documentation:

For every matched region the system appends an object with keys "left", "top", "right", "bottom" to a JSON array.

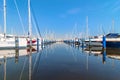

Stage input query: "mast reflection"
[
  {"left": 4, "top": 56, "right": 6, "bottom": 80},
  {"left": 28, "top": 47, "right": 32, "bottom": 80}
]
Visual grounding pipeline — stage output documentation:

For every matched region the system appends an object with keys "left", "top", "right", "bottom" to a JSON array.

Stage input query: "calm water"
[{"left": 0, "top": 42, "right": 120, "bottom": 80}]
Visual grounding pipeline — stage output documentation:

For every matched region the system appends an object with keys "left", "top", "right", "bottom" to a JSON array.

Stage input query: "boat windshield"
[{"left": 106, "top": 33, "right": 120, "bottom": 38}]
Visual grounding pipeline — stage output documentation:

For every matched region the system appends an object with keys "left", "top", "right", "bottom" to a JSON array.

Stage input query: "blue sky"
[{"left": 0, "top": 0, "right": 120, "bottom": 38}]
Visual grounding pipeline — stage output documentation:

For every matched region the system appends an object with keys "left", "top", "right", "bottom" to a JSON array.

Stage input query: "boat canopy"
[{"left": 106, "top": 33, "right": 120, "bottom": 38}]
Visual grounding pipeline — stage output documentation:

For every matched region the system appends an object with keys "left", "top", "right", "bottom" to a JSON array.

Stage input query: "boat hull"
[
  {"left": 0, "top": 38, "right": 27, "bottom": 50},
  {"left": 106, "top": 41, "right": 120, "bottom": 48},
  {"left": 85, "top": 41, "right": 102, "bottom": 47}
]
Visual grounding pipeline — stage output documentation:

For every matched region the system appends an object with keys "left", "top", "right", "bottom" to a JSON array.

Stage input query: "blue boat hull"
[{"left": 106, "top": 42, "right": 120, "bottom": 48}]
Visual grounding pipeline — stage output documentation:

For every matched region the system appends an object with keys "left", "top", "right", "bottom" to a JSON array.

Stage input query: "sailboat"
[
  {"left": 85, "top": 33, "right": 120, "bottom": 48},
  {"left": 27, "top": 0, "right": 42, "bottom": 47},
  {"left": 85, "top": 35, "right": 103, "bottom": 47},
  {"left": 0, "top": 0, "right": 42, "bottom": 49},
  {"left": 0, "top": 0, "right": 28, "bottom": 49},
  {"left": 84, "top": 18, "right": 120, "bottom": 48}
]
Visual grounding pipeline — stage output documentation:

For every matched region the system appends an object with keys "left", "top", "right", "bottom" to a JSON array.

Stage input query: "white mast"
[
  {"left": 3, "top": 0, "right": 6, "bottom": 39},
  {"left": 112, "top": 19, "right": 114, "bottom": 33},
  {"left": 86, "top": 16, "right": 88, "bottom": 38},
  {"left": 28, "top": 0, "right": 32, "bottom": 38},
  {"left": 28, "top": 0, "right": 32, "bottom": 80}
]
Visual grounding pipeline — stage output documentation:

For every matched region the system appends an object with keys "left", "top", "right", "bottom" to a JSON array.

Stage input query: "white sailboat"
[
  {"left": 85, "top": 33, "right": 120, "bottom": 48},
  {"left": 0, "top": 0, "right": 42, "bottom": 49},
  {"left": 27, "top": 0, "right": 42, "bottom": 47},
  {"left": 85, "top": 35, "right": 103, "bottom": 47},
  {"left": 0, "top": 0, "right": 27, "bottom": 49}
]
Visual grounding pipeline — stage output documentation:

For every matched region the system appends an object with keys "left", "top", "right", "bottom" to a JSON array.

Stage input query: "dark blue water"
[{"left": 0, "top": 43, "right": 120, "bottom": 80}]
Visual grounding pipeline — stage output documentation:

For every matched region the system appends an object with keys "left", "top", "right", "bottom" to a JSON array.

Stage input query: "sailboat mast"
[
  {"left": 3, "top": 0, "right": 6, "bottom": 38},
  {"left": 112, "top": 19, "right": 114, "bottom": 33},
  {"left": 28, "top": 0, "right": 32, "bottom": 37},
  {"left": 86, "top": 16, "right": 88, "bottom": 38}
]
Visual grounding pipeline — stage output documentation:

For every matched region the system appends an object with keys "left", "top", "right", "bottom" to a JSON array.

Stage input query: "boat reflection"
[
  {"left": 84, "top": 47, "right": 120, "bottom": 62},
  {"left": 106, "top": 48, "right": 120, "bottom": 60},
  {"left": 0, "top": 46, "right": 43, "bottom": 80}
]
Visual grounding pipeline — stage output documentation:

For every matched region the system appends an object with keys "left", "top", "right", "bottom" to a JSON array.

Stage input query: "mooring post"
[
  {"left": 103, "top": 35, "right": 106, "bottom": 50},
  {"left": 81, "top": 39, "right": 84, "bottom": 48},
  {"left": 37, "top": 38, "right": 39, "bottom": 52},
  {"left": 89, "top": 37, "right": 91, "bottom": 47},
  {"left": 41, "top": 38, "right": 44, "bottom": 49},
  {"left": 15, "top": 36, "right": 19, "bottom": 49}
]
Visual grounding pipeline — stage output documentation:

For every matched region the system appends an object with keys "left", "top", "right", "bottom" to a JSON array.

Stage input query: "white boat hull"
[{"left": 0, "top": 37, "right": 27, "bottom": 49}]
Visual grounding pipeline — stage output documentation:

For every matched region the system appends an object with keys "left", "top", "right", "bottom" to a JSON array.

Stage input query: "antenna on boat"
[{"left": 3, "top": 0, "right": 6, "bottom": 39}]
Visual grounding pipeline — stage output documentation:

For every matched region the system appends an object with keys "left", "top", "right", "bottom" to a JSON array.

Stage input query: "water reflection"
[
  {"left": 4, "top": 56, "right": 6, "bottom": 80},
  {"left": 0, "top": 45, "right": 43, "bottom": 80},
  {"left": 84, "top": 47, "right": 120, "bottom": 62},
  {"left": 29, "top": 47, "right": 32, "bottom": 80},
  {"left": 68, "top": 43, "right": 120, "bottom": 67},
  {"left": 1, "top": 43, "right": 120, "bottom": 80},
  {"left": 102, "top": 50, "right": 106, "bottom": 64}
]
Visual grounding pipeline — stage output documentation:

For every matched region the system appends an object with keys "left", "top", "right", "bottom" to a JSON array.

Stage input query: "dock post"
[
  {"left": 89, "top": 37, "right": 91, "bottom": 47},
  {"left": 37, "top": 38, "right": 39, "bottom": 52},
  {"left": 41, "top": 38, "right": 44, "bottom": 49},
  {"left": 81, "top": 39, "right": 84, "bottom": 48},
  {"left": 82, "top": 39, "right": 84, "bottom": 52},
  {"left": 15, "top": 36, "right": 19, "bottom": 49},
  {"left": 102, "top": 35, "right": 106, "bottom": 50}
]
